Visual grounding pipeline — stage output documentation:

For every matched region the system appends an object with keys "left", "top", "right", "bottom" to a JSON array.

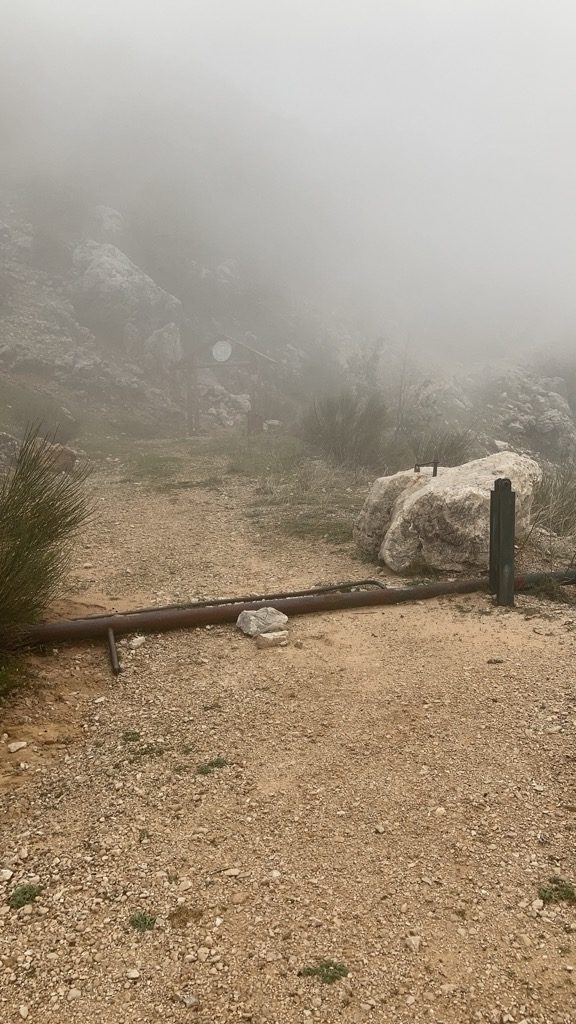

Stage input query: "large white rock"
[
  {"left": 73, "top": 242, "right": 181, "bottom": 345},
  {"left": 354, "top": 453, "right": 541, "bottom": 572},
  {"left": 236, "top": 608, "right": 288, "bottom": 636}
]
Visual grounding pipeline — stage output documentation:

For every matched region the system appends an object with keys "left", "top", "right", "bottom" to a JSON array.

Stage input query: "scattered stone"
[
  {"left": 126, "top": 969, "right": 140, "bottom": 980},
  {"left": 531, "top": 899, "right": 544, "bottom": 911},
  {"left": 374, "top": 825, "right": 385, "bottom": 834},
  {"left": 129, "top": 635, "right": 146, "bottom": 650},
  {"left": 236, "top": 608, "right": 288, "bottom": 636},
  {"left": 255, "top": 630, "right": 289, "bottom": 649},
  {"left": 487, "top": 657, "right": 504, "bottom": 664},
  {"left": 0, "top": 869, "right": 14, "bottom": 882},
  {"left": 439, "top": 983, "right": 457, "bottom": 995},
  {"left": 435, "top": 806, "right": 447, "bottom": 817},
  {"left": 224, "top": 868, "right": 241, "bottom": 877},
  {"left": 182, "top": 993, "right": 200, "bottom": 1009},
  {"left": 67, "top": 988, "right": 82, "bottom": 1001},
  {"left": 7, "top": 741, "right": 27, "bottom": 754},
  {"left": 19, "top": 1007, "right": 29, "bottom": 1020},
  {"left": 405, "top": 934, "right": 422, "bottom": 953}
]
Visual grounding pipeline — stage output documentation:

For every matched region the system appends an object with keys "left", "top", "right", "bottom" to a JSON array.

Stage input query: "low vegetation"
[
  {"left": 538, "top": 876, "right": 576, "bottom": 905},
  {"left": 129, "top": 911, "right": 156, "bottom": 932},
  {"left": 196, "top": 756, "right": 229, "bottom": 775},
  {"left": 299, "top": 959, "right": 349, "bottom": 984},
  {"left": 0, "top": 428, "right": 91, "bottom": 650},
  {"left": 7, "top": 884, "right": 42, "bottom": 909}
]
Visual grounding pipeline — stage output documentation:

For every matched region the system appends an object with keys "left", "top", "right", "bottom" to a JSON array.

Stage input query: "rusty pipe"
[{"left": 13, "top": 569, "right": 576, "bottom": 649}]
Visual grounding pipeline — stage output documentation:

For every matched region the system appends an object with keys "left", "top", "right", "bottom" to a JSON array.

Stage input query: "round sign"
[{"left": 212, "top": 340, "right": 233, "bottom": 363}]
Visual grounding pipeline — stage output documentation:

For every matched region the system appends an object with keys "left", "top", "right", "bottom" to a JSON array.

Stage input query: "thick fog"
[{"left": 2, "top": 0, "right": 576, "bottom": 358}]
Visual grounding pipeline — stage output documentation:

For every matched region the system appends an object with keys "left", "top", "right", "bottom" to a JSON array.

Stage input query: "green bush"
[{"left": 0, "top": 428, "right": 91, "bottom": 647}]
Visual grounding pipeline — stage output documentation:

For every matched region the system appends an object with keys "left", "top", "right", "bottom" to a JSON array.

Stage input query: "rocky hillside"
[{"left": 0, "top": 183, "right": 348, "bottom": 442}]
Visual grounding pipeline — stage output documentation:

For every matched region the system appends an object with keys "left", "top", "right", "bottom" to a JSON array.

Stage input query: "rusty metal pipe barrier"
[{"left": 15, "top": 568, "right": 576, "bottom": 651}]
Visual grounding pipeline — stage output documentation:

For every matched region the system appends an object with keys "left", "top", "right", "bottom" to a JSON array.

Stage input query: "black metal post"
[
  {"left": 497, "top": 479, "right": 515, "bottom": 606},
  {"left": 489, "top": 478, "right": 516, "bottom": 606},
  {"left": 489, "top": 482, "right": 500, "bottom": 594}
]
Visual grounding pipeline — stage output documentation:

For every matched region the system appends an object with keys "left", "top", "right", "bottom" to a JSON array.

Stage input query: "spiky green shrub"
[
  {"left": 0, "top": 428, "right": 91, "bottom": 647},
  {"left": 301, "top": 388, "right": 389, "bottom": 469}
]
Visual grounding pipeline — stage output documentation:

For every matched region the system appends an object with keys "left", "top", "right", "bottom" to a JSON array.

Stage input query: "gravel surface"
[{"left": 1, "top": 451, "right": 575, "bottom": 1023}]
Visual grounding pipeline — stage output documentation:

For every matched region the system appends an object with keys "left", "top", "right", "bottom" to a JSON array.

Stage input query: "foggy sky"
[{"left": 2, "top": 0, "right": 576, "bottom": 358}]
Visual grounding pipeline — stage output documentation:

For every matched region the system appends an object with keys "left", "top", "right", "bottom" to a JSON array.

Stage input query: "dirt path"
[{"left": 1, "top": 451, "right": 575, "bottom": 1024}]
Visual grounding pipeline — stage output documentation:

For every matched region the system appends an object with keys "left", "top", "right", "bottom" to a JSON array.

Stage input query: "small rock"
[
  {"left": 236, "top": 607, "right": 288, "bottom": 636},
  {"left": 224, "top": 868, "right": 240, "bottom": 877},
  {"left": 197, "top": 947, "right": 210, "bottom": 962},
  {"left": 531, "top": 898, "right": 544, "bottom": 911},
  {"left": 487, "top": 657, "right": 504, "bottom": 664},
  {"left": 405, "top": 934, "right": 422, "bottom": 953},
  {"left": 434, "top": 806, "right": 447, "bottom": 817},
  {"left": 182, "top": 993, "right": 200, "bottom": 1009},
  {"left": 270, "top": 869, "right": 281, "bottom": 880},
  {"left": 129, "top": 635, "right": 146, "bottom": 650},
  {"left": 294, "top": 639, "right": 304, "bottom": 649},
  {"left": 126, "top": 969, "right": 140, "bottom": 980},
  {"left": 439, "top": 983, "right": 457, "bottom": 995},
  {"left": 7, "top": 741, "right": 27, "bottom": 754},
  {"left": 19, "top": 1007, "right": 29, "bottom": 1020},
  {"left": 255, "top": 630, "right": 289, "bottom": 649},
  {"left": 0, "top": 869, "right": 14, "bottom": 882},
  {"left": 374, "top": 825, "right": 385, "bottom": 834},
  {"left": 67, "top": 988, "right": 82, "bottom": 1001}
]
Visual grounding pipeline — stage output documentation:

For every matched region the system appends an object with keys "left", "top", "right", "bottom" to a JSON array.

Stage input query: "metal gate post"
[{"left": 490, "top": 478, "right": 516, "bottom": 606}]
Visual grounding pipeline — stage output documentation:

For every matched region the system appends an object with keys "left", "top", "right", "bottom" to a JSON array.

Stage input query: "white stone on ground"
[
  {"left": 236, "top": 607, "right": 288, "bottom": 636},
  {"left": 255, "top": 630, "right": 289, "bottom": 649}
]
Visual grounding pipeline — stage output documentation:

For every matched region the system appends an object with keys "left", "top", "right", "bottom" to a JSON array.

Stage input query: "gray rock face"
[
  {"left": 91, "top": 206, "right": 124, "bottom": 242},
  {"left": 73, "top": 241, "right": 182, "bottom": 346},
  {"left": 354, "top": 453, "right": 542, "bottom": 572},
  {"left": 140, "top": 322, "right": 183, "bottom": 371},
  {"left": 236, "top": 608, "right": 289, "bottom": 636}
]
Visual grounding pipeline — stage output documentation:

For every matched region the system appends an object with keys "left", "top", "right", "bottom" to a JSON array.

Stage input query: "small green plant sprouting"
[
  {"left": 129, "top": 911, "right": 156, "bottom": 932},
  {"left": 8, "top": 884, "right": 42, "bottom": 909},
  {"left": 123, "top": 730, "right": 141, "bottom": 743},
  {"left": 299, "top": 959, "right": 349, "bottom": 984},
  {"left": 538, "top": 876, "right": 576, "bottom": 905},
  {"left": 196, "top": 756, "right": 228, "bottom": 776}
]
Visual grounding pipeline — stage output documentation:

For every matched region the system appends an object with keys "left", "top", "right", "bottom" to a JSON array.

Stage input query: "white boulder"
[
  {"left": 236, "top": 608, "right": 288, "bottom": 636},
  {"left": 354, "top": 453, "right": 541, "bottom": 572}
]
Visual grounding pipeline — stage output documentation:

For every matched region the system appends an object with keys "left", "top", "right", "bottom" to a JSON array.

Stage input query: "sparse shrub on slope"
[
  {"left": 407, "top": 428, "right": 475, "bottom": 468},
  {"left": 532, "top": 460, "right": 576, "bottom": 540},
  {"left": 0, "top": 428, "right": 91, "bottom": 647},
  {"left": 301, "top": 388, "right": 389, "bottom": 469}
]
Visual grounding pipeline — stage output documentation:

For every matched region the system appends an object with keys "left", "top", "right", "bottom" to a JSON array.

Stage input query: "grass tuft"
[
  {"left": 299, "top": 959, "right": 349, "bottom": 984},
  {"left": 538, "top": 876, "right": 576, "bottom": 905},
  {"left": 129, "top": 911, "right": 156, "bottom": 932},
  {"left": 8, "top": 884, "right": 42, "bottom": 909},
  {"left": 196, "top": 756, "right": 228, "bottom": 776}
]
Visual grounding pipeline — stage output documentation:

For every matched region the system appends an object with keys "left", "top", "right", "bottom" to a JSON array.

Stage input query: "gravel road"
[{"left": 1, "top": 452, "right": 575, "bottom": 1023}]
